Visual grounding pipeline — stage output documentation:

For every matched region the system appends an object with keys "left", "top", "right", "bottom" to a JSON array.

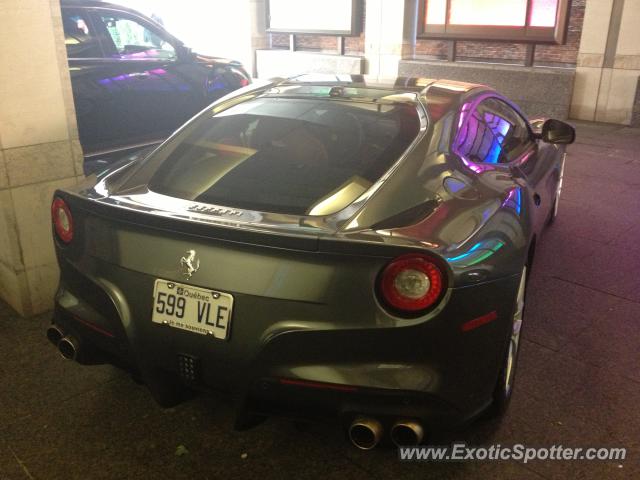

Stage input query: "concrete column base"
[{"left": 0, "top": 140, "right": 83, "bottom": 316}]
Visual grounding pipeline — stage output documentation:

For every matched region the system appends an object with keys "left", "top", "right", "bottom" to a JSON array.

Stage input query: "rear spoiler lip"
[
  {"left": 55, "top": 189, "right": 440, "bottom": 259},
  {"left": 59, "top": 190, "right": 320, "bottom": 252}
]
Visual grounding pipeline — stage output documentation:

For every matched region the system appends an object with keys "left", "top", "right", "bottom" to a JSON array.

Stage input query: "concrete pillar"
[
  {"left": 607, "top": 0, "right": 640, "bottom": 124},
  {"left": 365, "top": 0, "right": 418, "bottom": 79},
  {"left": 571, "top": 0, "right": 640, "bottom": 124},
  {"left": 249, "top": 0, "right": 270, "bottom": 78},
  {"left": 0, "top": 0, "right": 83, "bottom": 316}
]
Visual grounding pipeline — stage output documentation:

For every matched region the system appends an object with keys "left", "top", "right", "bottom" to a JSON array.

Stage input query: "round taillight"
[
  {"left": 378, "top": 254, "right": 444, "bottom": 314},
  {"left": 51, "top": 197, "right": 74, "bottom": 244}
]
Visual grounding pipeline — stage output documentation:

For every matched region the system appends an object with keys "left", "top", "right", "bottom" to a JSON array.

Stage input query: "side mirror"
[
  {"left": 529, "top": 118, "right": 546, "bottom": 137},
  {"left": 176, "top": 44, "right": 194, "bottom": 60},
  {"left": 540, "top": 119, "right": 575, "bottom": 145}
]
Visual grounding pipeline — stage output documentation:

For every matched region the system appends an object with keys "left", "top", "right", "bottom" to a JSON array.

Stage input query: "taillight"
[
  {"left": 51, "top": 197, "right": 73, "bottom": 244},
  {"left": 378, "top": 254, "right": 445, "bottom": 315}
]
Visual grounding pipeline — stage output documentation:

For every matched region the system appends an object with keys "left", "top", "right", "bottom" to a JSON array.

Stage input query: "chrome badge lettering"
[
  {"left": 188, "top": 205, "right": 243, "bottom": 217},
  {"left": 180, "top": 250, "right": 200, "bottom": 279}
]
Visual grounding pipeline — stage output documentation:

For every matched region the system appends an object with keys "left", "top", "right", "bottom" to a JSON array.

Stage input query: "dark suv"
[{"left": 61, "top": 0, "right": 251, "bottom": 169}]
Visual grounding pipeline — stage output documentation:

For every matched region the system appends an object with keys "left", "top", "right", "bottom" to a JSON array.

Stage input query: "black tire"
[
  {"left": 485, "top": 265, "right": 527, "bottom": 418},
  {"left": 547, "top": 156, "right": 565, "bottom": 226},
  {"left": 546, "top": 193, "right": 559, "bottom": 226}
]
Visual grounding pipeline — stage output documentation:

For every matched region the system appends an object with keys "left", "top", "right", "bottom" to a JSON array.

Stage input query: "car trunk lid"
[{"left": 59, "top": 191, "right": 405, "bottom": 309}]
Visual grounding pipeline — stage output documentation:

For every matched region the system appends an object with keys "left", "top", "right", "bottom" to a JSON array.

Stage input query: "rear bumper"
[{"left": 51, "top": 256, "right": 520, "bottom": 429}]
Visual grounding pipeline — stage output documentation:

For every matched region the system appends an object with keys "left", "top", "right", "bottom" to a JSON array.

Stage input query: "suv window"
[
  {"left": 97, "top": 13, "right": 176, "bottom": 60},
  {"left": 456, "top": 97, "right": 532, "bottom": 165},
  {"left": 146, "top": 97, "right": 421, "bottom": 216},
  {"left": 62, "top": 10, "right": 102, "bottom": 58}
]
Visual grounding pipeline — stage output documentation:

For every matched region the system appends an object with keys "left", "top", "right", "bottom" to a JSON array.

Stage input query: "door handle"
[{"left": 533, "top": 193, "right": 541, "bottom": 206}]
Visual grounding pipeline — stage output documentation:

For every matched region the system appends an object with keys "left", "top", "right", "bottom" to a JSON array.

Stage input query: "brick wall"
[
  {"left": 455, "top": 42, "right": 529, "bottom": 64},
  {"left": 416, "top": 0, "right": 586, "bottom": 67},
  {"left": 271, "top": 32, "right": 365, "bottom": 55},
  {"left": 534, "top": 0, "right": 585, "bottom": 66}
]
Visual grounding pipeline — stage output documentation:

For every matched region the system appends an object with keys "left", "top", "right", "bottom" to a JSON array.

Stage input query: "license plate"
[{"left": 152, "top": 279, "right": 233, "bottom": 340}]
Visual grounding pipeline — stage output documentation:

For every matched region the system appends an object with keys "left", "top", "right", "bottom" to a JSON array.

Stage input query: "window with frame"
[
  {"left": 97, "top": 13, "right": 176, "bottom": 60},
  {"left": 62, "top": 10, "right": 102, "bottom": 58},
  {"left": 146, "top": 96, "right": 421, "bottom": 215},
  {"left": 421, "top": 0, "right": 571, "bottom": 44}
]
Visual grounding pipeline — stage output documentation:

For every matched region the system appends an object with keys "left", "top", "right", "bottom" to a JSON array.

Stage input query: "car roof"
[
  {"left": 268, "top": 75, "right": 489, "bottom": 118},
  {"left": 60, "top": 0, "right": 156, "bottom": 17},
  {"left": 278, "top": 74, "right": 483, "bottom": 95}
]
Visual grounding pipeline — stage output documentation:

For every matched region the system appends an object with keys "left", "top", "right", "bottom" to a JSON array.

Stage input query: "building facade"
[{"left": 256, "top": 0, "right": 640, "bottom": 126}]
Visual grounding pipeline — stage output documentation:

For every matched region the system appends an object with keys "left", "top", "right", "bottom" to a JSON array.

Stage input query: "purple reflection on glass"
[
  {"left": 483, "top": 112, "right": 510, "bottom": 164},
  {"left": 455, "top": 99, "right": 494, "bottom": 173}
]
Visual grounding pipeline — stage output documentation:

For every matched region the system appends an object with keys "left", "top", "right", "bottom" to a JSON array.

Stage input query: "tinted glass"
[
  {"left": 63, "top": 10, "right": 102, "bottom": 58},
  {"left": 98, "top": 14, "right": 175, "bottom": 60},
  {"left": 456, "top": 98, "right": 531, "bottom": 164},
  {"left": 148, "top": 97, "right": 421, "bottom": 215}
]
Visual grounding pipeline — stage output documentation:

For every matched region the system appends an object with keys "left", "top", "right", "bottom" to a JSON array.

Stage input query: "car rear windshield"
[{"left": 147, "top": 96, "right": 421, "bottom": 216}]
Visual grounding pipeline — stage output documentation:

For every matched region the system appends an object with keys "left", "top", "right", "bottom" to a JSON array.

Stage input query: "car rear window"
[{"left": 147, "top": 96, "right": 421, "bottom": 216}]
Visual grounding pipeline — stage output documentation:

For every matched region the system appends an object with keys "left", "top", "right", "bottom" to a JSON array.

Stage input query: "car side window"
[
  {"left": 62, "top": 10, "right": 102, "bottom": 59},
  {"left": 479, "top": 98, "right": 533, "bottom": 163},
  {"left": 96, "top": 13, "right": 176, "bottom": 60},
  {"left": 456, "top": 97, "right": 533, "bottom": 165}
]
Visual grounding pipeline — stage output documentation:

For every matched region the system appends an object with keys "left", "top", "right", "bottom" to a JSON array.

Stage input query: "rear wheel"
[
  {"left": 548, "top": 191, "right": 560, "bottom": 225},
  {"left": 547, "top": 155, "right": 565, "bottom": 225},
  {"left": 487, "top": 265, "right": 527, "bottom": 417}
]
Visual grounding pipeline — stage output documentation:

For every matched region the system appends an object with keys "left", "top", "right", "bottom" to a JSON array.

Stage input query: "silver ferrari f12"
[{"left": 48, "top": 75, "right": 575, "bottom": 449}]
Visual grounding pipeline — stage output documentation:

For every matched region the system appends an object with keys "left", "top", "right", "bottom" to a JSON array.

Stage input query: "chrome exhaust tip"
[
  {"left": 46, "top": 325, "right": 64, "bottom": 346},
  {"left": 348, "top": 417, "right": 383, "bottom": 450},
  {"left": 390, "top": 419, "right": 425, "bottom": 447},
  {"left": 58, "top": 336, "right": 79, "bottom": 361}
]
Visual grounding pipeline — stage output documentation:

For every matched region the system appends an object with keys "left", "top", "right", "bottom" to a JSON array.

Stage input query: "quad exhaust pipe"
[
  {"left": 48, "top": 325, "right": 80, "bottom": 361},
  {"left": 390, "top": 419, "right": 425, "bottom": 446},
  {"left": 58, "top": 335, "right": 80, "bottom": 361},
  {"left": 46, "top": 325, "right": 64, "bottom": 346},
  {"left": 348, "top": 417, "right": 383, "bottom": 450},
  {"left": 348, "top": 417, "right": 426, "bottom": 449}
]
